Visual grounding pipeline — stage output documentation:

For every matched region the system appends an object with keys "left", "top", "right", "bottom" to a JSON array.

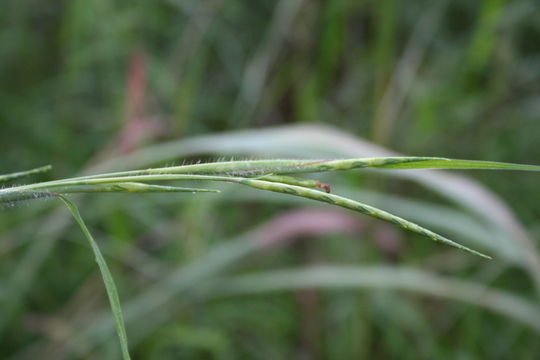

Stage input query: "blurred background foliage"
[{"left": 1, "top": 0, "right": 540, "bottom": 358}]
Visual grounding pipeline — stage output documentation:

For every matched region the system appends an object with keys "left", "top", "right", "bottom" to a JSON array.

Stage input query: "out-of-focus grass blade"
[
  {"left": 60, "top": 196, "right": 131, "bottom": 360},
  {"left": 0, "top": 165, "right": 52, "bottom": 182},
  {"left": 219, "top": 266, "right": 540, "bottom": 333}
]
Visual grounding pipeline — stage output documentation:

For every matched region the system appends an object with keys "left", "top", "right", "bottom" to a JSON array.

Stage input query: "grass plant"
[
  {"left": 3, "top": 0, "right": 540, "bottom": 357},
  {"left": 1, "top": 156, "right": 539, "bottom": 357}
]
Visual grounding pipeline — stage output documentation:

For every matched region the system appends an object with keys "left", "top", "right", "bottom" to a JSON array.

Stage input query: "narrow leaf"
[
  {"left": 361, "top": 157, "right": 540, "bottom": 171},
  {"left": 60, "top": 196, "right": 131, "bottom": 360}
]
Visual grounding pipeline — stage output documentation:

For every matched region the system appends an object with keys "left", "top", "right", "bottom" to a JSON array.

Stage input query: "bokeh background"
[{"left": 1, "top": 0, "right": 540, "bottom": 358}]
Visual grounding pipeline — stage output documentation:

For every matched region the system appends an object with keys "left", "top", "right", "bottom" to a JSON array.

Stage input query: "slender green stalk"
[
  {"left": 48, "top": 182, "right": 219, "bottom": 194},
  {"left": 60, "top": 196, "right": 131, "bottom": 360},
  {"left": 0, "top": 165, "right": 52, "bottom": 182},
  {"left": 0, "top": 182, "right": 219, "bottom": 204},
  {"left": 0, "top": 174, "right": 233, "bottom": 199}
]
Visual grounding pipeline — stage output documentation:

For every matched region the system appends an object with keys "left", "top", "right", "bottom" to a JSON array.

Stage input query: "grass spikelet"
[{"left": 236, "top": 178, "right": 491, "bottom": 259}]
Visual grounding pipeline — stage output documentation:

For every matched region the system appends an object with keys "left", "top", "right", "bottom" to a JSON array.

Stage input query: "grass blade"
[
  {"left": 60, "top": 196, "right": 131, "bottom": 360},
  {"left": 361, "top": 157, "right": 540, "bottom": 171}
]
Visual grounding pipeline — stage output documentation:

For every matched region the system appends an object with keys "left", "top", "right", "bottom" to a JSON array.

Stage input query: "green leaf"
[
  {"left": 60, "top": 196, "right": 131, "bottom": 360},
  {"left": 361, "top": 157, "right": 540, "bottom": 171}
]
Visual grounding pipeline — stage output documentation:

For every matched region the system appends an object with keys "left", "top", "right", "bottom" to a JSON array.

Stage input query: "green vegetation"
[{"left": 2, "top": 0, "right": 540, "bottom": 358}]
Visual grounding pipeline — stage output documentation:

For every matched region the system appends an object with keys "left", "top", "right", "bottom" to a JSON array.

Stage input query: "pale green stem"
[{"left": 0, "top": 165, "right": 52, "bottom": 182}]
